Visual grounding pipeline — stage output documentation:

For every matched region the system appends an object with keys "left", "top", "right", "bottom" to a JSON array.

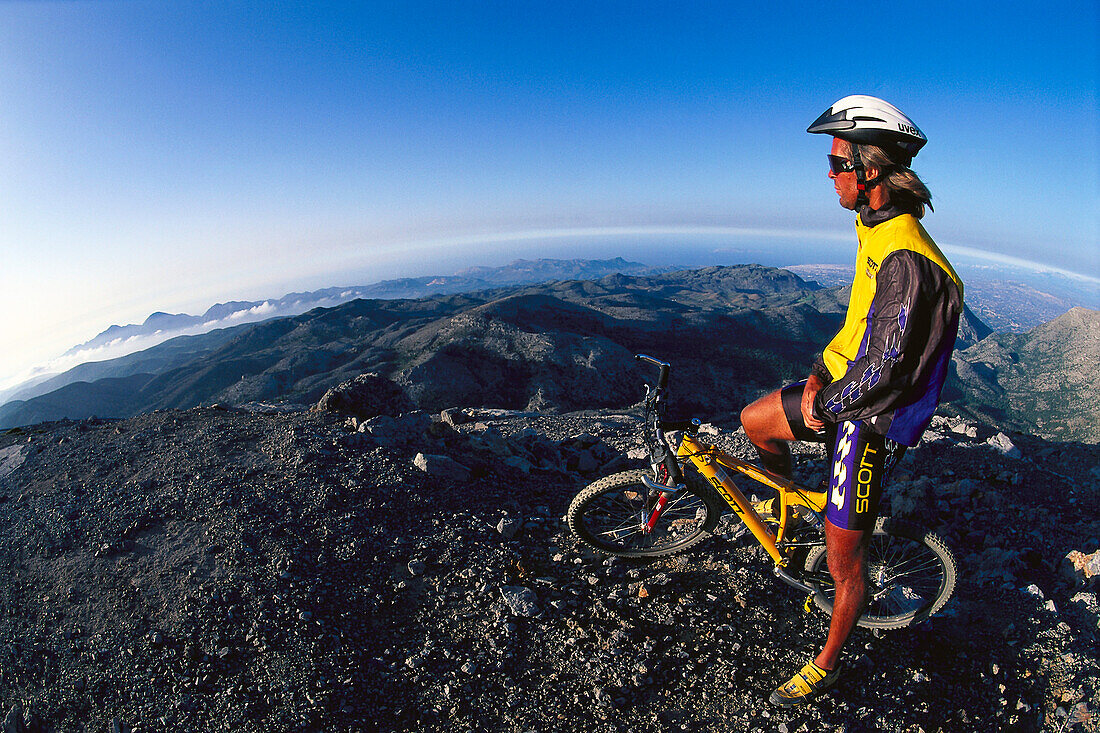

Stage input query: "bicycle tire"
[
  {"left": 567, "top": 470, "right": 722, "bottom": 558},
  {"left": 802, "top": 517, "right": 957, "bottom": 630}
]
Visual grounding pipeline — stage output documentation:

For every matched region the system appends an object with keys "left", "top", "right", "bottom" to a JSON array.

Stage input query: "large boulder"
[{"left": 313, "top": 373, "right": 414, "bottom": 419}]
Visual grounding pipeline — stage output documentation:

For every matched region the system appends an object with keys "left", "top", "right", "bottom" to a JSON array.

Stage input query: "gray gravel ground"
[{"left": 0, "top": 404, "right": 1096, "bottom": 732}]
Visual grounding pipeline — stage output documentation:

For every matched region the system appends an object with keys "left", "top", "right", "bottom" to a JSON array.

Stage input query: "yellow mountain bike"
[{"left": 566, "top": 354, "right": 956, "bottom": 630}]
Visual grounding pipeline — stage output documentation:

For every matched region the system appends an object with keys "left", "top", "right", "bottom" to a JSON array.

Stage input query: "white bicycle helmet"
[
  {"left": 809, "top": 95, "right": 926, "bottom": 208},
  {"left": 808, "top": 95, "right": 926, "bottom": 163}
]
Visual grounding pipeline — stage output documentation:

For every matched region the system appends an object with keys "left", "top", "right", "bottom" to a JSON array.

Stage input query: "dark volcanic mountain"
[
  {"left": 0, "top": 266, "right": 851, "bottom": 429},
  {"left": 62, "top": 257, "right": 665, "bottom": 355}
]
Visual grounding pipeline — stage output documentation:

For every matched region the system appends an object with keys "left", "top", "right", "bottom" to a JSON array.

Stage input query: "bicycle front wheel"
[
  {"left": 567, "top": 470, "right": 722, "bottom": 558},
  {"left": 803, "top": 517, "right": 957, "bottom": 630}
]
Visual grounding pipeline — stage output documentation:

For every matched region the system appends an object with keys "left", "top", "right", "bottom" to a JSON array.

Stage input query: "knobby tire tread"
[{"left": 567, "top": 470, "right": 722, "bottom": 559}]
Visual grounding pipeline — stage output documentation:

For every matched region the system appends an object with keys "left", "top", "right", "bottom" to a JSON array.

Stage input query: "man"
[{"left": 740, "top": 95, "right": 963, "bottom": 706}]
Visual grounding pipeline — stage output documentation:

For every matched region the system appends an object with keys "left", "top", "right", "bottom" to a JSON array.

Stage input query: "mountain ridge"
[
  {"left": 945, "top": 306, "right": 1100, "bottom": 442},
  {"left": 64, "top": 257, "right": 666, "bottom": 356},
  {"left": 0, "top": 266, "right": 838, "bottom": 428},
  {"left": 8, "top": 254, "right": 1081, "bottom": 408},
  {"left": 5, "top": 263, "right": 1094, "bottom": 444}
]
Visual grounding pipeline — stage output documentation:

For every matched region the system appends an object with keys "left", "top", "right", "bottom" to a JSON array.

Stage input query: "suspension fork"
[{"left": 640, "top": 475, "right": 682, "bottom": 534}]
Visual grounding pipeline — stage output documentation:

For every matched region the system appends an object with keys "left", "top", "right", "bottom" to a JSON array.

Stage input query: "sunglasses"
[{"left": 827, "top": 154, "right": 856, "bottom": 175}]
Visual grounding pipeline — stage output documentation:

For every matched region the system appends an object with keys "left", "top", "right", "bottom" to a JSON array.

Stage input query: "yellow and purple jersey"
[{"left": 812, "top": 208, "right": 963, "bottom": 447}]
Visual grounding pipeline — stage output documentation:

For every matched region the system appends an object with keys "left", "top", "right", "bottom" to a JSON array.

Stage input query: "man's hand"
[{"left": 801, "top": 373, "right": 826, "bottom": 432}]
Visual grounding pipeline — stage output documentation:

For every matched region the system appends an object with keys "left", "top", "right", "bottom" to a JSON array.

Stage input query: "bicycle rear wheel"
[
  {"left": 803, "top": 517, "right": 956, "bottom": 629},
  {"left": 567, "top": 470, "right": 722, "bottom": 558}
]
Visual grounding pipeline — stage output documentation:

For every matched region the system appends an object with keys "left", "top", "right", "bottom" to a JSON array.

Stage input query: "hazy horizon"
[{"left": 2, "top": 231, "right": 1096, "bottom": 396}]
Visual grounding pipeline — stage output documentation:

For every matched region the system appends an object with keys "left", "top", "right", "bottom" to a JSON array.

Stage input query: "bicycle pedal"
[{"left": 803, "top": 595, "right": 814, "bottom": 614}]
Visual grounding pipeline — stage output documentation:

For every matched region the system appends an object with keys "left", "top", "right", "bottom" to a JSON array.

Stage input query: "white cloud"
[{"left": 225, "top": 301, "right": 278, "bottom": 322}]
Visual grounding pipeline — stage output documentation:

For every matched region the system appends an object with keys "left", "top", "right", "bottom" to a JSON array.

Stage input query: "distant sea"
[{"left": 334, "top": 229, "right": 1099, "bottom": 312}]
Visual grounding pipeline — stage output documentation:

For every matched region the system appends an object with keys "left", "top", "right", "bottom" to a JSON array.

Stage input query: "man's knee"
[
  {"left": 740, "top": 401, "right": 761, "bottom": 437},
  {"left": 741, "top": 391, "right": 782, "bottom": 442},
  {"left": 825, "top": 523, "right": 870, "bottom": 583}
]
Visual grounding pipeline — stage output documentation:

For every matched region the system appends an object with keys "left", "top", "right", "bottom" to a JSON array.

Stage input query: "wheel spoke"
[
  {"left": 863, "top": 536, "right": 945, "bottom": 618},
  {"left": 569, "top": 471, "right": 718, "bottom": 557},
  {"left": 803, "top": 519, "right": 956, "bottom": 628}
]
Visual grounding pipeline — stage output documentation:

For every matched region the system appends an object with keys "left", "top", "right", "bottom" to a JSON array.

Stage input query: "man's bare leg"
[
  {"left": 740, "top": 389, "right": 794, "bottom": 479},
  {"left": 815, "top": 520, "right": 871, "bottom": 670}
]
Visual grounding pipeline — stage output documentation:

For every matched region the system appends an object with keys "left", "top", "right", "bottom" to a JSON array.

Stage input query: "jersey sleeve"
[
  {"left": 812, "top": 249, "right": 959, "bottom": 426},
  {"left": 810, "top": 356, "right": 833, "bottom": 385}
]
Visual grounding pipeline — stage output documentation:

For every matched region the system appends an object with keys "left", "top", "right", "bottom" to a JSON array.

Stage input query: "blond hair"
[{"left": 856, "top": 143, "right": 934, "bottom": 218}]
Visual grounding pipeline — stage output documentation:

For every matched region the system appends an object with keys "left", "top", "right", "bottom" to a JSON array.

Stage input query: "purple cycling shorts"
[{"left": 779, "top": 382, "right": 906, "bottom": 531}]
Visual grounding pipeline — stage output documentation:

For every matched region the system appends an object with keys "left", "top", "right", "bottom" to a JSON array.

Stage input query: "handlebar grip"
[
  {"left": 635, "top": 354, "right": 670, "bottom": 368},
  {"left": 659, "top": 419, "right": 700, "bottom": 433}
]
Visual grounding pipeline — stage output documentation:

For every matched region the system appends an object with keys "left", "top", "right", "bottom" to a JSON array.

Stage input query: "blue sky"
[{"left": 0, "top": 1, "right": 1097, "bottom": 387}]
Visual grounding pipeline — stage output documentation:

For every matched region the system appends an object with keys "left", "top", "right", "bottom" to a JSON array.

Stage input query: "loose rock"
[{"left": 499, "top": 586, "right": 540, "bottom": 617}]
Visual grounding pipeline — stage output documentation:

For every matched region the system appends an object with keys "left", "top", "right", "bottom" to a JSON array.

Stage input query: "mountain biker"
[{"left": 740, "top": 95, "right": 963, "bottom": 706}]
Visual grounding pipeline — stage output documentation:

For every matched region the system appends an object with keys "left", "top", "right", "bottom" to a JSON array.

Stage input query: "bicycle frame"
[
  {"left": 676, "top": 433, "right": 827, "bottom": 567},
  {"left": 634, "top": 352, "right": 826, "bottom": 571}
]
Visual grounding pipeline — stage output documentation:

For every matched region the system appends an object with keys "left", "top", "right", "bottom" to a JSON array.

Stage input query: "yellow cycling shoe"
[{"left": 768, "top": 661, "right": 841, "bottom": 707}]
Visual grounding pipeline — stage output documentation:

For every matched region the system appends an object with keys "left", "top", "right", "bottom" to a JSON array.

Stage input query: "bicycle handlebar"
[
  {"left": 635, "top": 353, "right": 670, "bottom": 390},
  {"left": 635, "top": 353, "right": 693, "bottom": 484},
  {"left": 635, "top": 354, "right": 699, "bottom": 433}
]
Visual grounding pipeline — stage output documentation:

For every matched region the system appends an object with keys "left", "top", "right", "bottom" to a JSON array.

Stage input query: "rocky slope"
[
  {"left": 946, "top": 307, "right": 1100, "bottom": 443},
  {"left": 0, "top": 391, "right": 1096, "bottom": 732}
]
